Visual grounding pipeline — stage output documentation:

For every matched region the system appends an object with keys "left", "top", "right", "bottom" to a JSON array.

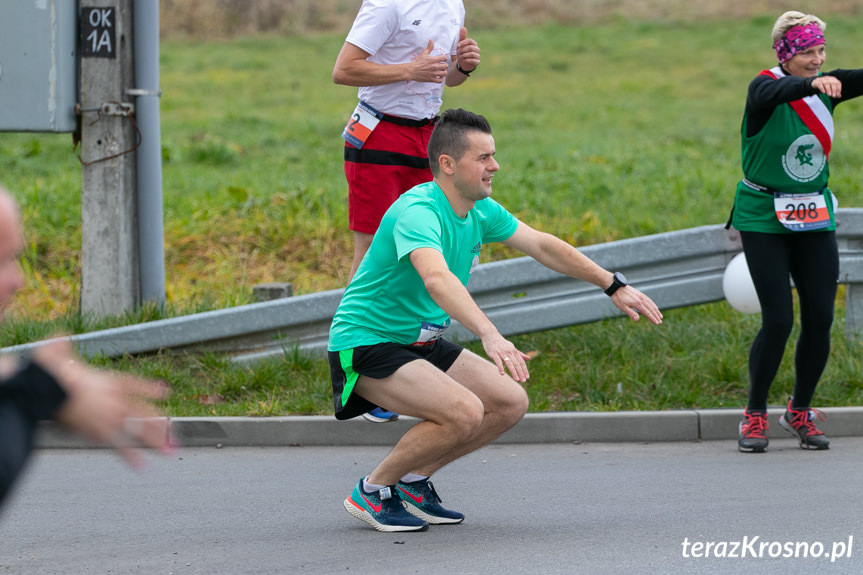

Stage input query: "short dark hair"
[{"left": 427, "top": 109, "right": 492, "bottom": 176}]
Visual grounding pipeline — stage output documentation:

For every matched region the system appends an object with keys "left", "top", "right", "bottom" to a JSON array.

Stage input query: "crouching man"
[{"left": 328, "top": 108, "right": 663, "bottom": 532}]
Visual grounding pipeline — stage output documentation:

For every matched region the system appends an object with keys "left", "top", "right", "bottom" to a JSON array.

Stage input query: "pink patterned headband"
[{"left": 773, "top": 22, "right": 825, "bottom": 63}]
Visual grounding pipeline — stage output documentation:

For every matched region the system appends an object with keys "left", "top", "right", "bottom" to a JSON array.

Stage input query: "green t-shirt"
[{"left": 328, "top": 181, "right": 518, "bottom": 350}]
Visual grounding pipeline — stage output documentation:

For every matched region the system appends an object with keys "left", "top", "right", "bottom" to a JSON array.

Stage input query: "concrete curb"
[{"left": 35, "top": 407, "right": 863, "bottom": 448}]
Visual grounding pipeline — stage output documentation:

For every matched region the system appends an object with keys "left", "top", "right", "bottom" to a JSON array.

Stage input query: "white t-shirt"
[{"left": 345, "top": 0, "right": 465, "bottom": 120}]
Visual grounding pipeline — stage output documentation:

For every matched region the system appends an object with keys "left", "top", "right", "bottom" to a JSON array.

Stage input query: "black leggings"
[{"left": 740, "top": 230, "right": 838, "bottom": 411}]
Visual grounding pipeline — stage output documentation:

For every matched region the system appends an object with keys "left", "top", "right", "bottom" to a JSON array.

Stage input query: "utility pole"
[
  {"left": 78, "top": 1, "right": 139, "bottom": 316},
  {"left": 133, "top": 0, "right": 166, "bottom": 307}
]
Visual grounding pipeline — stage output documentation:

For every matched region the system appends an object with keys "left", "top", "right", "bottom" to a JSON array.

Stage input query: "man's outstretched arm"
[{"left": 502, "top": 222, "right": 663, "bottom": 325}]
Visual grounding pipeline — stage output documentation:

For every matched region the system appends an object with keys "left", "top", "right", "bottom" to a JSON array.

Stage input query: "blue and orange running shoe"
[
  {"left": 396, "top": 479, "right": 464, "bottom": 525},
  {"left": 343, "top": 479, "right": 428, "bottom": 532}
]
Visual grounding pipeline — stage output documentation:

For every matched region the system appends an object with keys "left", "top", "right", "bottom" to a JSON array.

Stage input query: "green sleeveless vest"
[{"left": 732, "top": 88, "right": 835, "bottom": 233}]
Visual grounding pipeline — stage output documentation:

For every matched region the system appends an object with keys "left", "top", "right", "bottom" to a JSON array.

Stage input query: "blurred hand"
[{"left": 32, "top": 340, "right": 175, "bottom": 468}]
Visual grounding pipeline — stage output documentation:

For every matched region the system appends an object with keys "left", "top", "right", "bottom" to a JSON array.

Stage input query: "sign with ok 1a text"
[{"left": 80, "top": 7, "right": 116, "bottom": 58}]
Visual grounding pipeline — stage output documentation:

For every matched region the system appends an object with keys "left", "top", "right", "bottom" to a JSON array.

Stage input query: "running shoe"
[
  {"left": 396, "top": 479, "right": 464, "bottom": 524},
  {"left": 778, "top": 398, "right": 830, "bottom": 450},
  {"left": 362, "top": 407, "right": 399, "bottom": 423},
  {"left": 343, "top": 479, "right": 428, "bottom": 532},
  {"left": 738, "top": 408, "right": 769, "bottom": 453}
]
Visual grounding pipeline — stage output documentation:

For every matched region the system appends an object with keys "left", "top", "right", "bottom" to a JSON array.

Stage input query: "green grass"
[
  {"left": 84, "top": 300, "right": 863, "bottom": 417},
  {"left": 3, "top": 14, "right": 863, "bottom": 415}
]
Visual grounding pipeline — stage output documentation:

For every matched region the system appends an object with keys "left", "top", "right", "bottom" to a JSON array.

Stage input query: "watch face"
[{"left": 615, "top": 272, "right": 627, "bottom": 285}]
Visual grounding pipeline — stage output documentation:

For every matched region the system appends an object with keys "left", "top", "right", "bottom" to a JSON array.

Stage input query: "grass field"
[{"left": 2, "top": 9, "right": 863, "bottom": 416}]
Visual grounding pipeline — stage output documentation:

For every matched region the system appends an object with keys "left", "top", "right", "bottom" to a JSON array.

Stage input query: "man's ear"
[{"left": 438, "top": 154, "right": 456, "bottom": 175}]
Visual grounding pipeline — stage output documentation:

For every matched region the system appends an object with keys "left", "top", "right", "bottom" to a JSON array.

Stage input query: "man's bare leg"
[
  {"left": 354, "top": 350, "right": 528, "bottom": 486},
  {"left": 412, "top": 348, "right": 528, "bottom": 475},
  {"left": 348, "top": 231, "right": 374, "bottom": 283}
]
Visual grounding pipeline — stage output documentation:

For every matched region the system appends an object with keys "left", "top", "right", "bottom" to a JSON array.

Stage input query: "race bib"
[
  {"left": 773, "top": 191, "right": 833, "bottom": 232},
  {"left": 411, "top": 321, "right": 449, "bottom": 347},
  {"left": 341, "top": 101, "right": 382, "bottom": 149},
  {"left": 469, "top": 254, "right": 480, "bottom": 274}
]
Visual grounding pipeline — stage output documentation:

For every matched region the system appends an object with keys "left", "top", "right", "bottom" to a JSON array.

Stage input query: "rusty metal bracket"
[{"left": 75, "top": 101, "right": 135, "bottom": 116}]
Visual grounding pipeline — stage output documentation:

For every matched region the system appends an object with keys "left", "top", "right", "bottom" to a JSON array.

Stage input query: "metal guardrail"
[{"left": 4, "top": 209, "right": 863, "bottom": 363}]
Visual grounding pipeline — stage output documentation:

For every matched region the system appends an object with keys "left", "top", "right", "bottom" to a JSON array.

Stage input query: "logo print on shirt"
[
  {"left": 471, "top": 242, "right": 481, "bottom": 254},
  {"left": 412, "top": 19, "right": 422, "bottom": 26},
  {"left": 782, "top": 134, "right": 825, "bottom": 183},
  {"left": 795, "top": 144, "right": 815, "bottom": 167}
]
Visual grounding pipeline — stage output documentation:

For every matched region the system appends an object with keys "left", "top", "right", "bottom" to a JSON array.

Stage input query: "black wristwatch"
[
  {"left": 604, "top": 272, "right": 628, "bottom": 296},
  {"left": 456, "top": 62, "right": 476, "bottom": 76}
]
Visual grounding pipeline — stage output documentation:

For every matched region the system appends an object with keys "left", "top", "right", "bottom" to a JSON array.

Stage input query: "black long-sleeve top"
[
  {"left": 0, "top": 362, "right": 67, "bottom": 506},
  {"left": 745, "top": 67, "right": 863, "bottom": 137}
]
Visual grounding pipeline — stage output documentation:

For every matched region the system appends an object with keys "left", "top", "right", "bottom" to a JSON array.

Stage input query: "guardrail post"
[
  {"left": 845, "top": 285, "right": 863, "bottom": 340},
  {"left": 836, "top": 209, "right": 863, "bottom": 341}
]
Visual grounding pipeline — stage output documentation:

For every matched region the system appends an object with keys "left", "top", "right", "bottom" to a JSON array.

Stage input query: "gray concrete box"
[{"left": 0, "top": 0, "right": 78, "bottom": 132}]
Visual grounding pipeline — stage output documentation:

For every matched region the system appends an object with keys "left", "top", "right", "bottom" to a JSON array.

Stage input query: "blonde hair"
[{"left": 772, "top": 11, "right": 826, "bottom": 45}]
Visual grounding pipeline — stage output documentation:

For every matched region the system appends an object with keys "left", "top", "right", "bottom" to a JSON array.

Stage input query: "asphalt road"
[{"left": 1, "top": 439, "right": 861, "bottom": 575}]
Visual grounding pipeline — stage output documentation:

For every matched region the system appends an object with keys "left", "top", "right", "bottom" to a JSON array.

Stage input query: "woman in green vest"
[{"left": 732, "top": 11, "right": 863, "bottom": 453}]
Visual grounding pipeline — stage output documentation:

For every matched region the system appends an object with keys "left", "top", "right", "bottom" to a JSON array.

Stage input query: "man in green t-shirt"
[{"left": 328, "top": 108, "right": 663, "bottom": 533}]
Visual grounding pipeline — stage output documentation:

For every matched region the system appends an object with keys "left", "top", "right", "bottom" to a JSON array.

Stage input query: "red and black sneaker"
[
  {"left": 738, "top": 408, "right": 769, "bottom": 453},
  {"left": 779, "top": 398, "right": 830, "bottom": 450}
]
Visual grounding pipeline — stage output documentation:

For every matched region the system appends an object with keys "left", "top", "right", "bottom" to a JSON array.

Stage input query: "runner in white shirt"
[{"left": 333, "top": 0, "right": 480, "bottom": 280}]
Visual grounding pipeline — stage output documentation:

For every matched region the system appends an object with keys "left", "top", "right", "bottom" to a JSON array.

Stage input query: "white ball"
[{"left": 723, "top": 252, "right": 761, "bottom": 314}]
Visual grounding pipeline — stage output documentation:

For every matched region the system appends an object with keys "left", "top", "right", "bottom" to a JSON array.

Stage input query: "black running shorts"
[{"left": 328, "top": 339, "right": 464, "bottom": 420}]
